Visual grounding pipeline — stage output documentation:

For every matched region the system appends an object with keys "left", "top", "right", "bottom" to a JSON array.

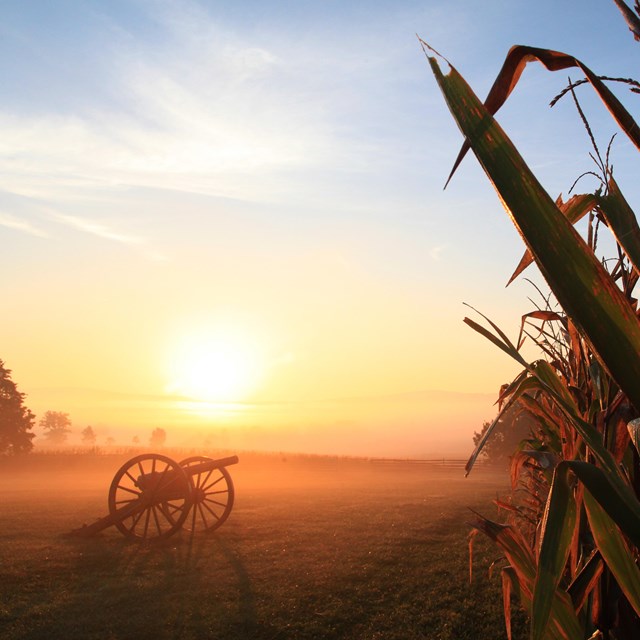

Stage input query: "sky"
[{"left": 2, "top": 0, "right": 639, "bottom": 457}]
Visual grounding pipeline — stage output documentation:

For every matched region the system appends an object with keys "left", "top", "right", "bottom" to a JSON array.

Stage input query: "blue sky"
[{"left": 1, "top": 0, "right": 639, "bottom": 455}]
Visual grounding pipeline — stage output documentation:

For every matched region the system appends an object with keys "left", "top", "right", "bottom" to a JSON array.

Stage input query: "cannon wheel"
[
  {"left": 180, "top": 456, "right": 235, "bottom": 533},
  {"left": 108, "top": 453, "right": 192, "bottom": 540}
]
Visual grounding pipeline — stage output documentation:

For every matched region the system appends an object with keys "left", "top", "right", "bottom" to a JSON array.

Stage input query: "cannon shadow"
[{"left": 53, "top": 527, "right": 265, "bottom": 639}]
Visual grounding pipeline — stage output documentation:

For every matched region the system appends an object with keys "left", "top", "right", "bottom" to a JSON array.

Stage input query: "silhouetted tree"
[
  {"left": 0, "top": 359, "right": 35, "bottom": 454},
  {"left": 40, "top": 411, "right": 72, "bottom": 445},
  {"left": 472, "top": 406, "right": 534, "bottom": 466},
  {"left": 105, "top": 436, "right": 115, "bottom": 446},
  {"left": 149, "top": 427, "right": 166, "bottom": 447},
  {"left": 132, "top": 435, "right": 140, "bottom": 445},
  {"left": 81, "top": 425, "right": 96, "bottom": 446}
]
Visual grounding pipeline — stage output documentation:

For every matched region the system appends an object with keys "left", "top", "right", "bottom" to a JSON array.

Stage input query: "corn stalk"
[{"left": 422, "top": 5, "right": 640, "bottom": 638}]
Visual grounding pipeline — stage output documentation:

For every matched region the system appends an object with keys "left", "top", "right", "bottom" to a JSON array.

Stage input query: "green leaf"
[
  {"left": 515, "top": 394, "right": 562, "bottom": 452},
  {"left": 508, "top": 194, "right": 598, "bottom": 286},
  {"left": 597, "top": 178, "right": 640, "bottom": 275},
  {"left": 462, "top": 312, "right": 632, "bottom": 494},
  {"left": 520, "top": 378, "right": 640, "bottom": 541},
  {"left": 463, "top": 317, "right": 526, "bottom": 366},
  {"left": 563, "top": 462, "right": 640, "bottom": 548},
  {"left": 525, "top": 360, "right": 625, "bottom": 479},
  {"left": 583, "top": 490, "right": 640, "bottom": 617},
  {"left": 532, "top": 464, "right": 577, "bottom": 640},
  {"left": 533, "top": 459, "right": 640, "bottom": 635},
  {"left": 426, "top": 52, "right": 640, "bottom": 417},
  {"left": 471, "top": 515, "right": 582, "bottom": 639},
  {"left": 463, "top": 303, "right": 529, "bottom": 367},
  {"left": 421, "top": 40, "right": 640, "bottom": 185}
]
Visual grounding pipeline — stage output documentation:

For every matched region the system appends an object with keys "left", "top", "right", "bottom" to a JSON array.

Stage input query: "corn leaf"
[
  {"left": 422, "top": 40, "right": 640, "bottom": 185},
  {"left": 528, "top": 367, "right": 640, "bottom": 537},
  {"left": 565, "top": 459, "right": 640, "bottom": 547},
  {"left": 464, "top": 387, "right": 519, "bottom": 476},
  {"left": 472, "top": 516, "right": 582, "bottom": 639},
  {"left": 463, "top": 317, "right": 527, "bottom": 366},
  {"left": 597, "top": 178, "right": 640, "bottom": 275},
  {"left": 463, "top": 310, "right": 634, "bottom": 494},
  {"left": 567, "top": 550, "right": 603, "bottom": 611},
  {"left": 502, "top": 567, "right": 517, "bottom": 640},
  {"left": 533, "top": 457, "right": 640, "bottom": 636},
  {"left": 629, "top": 417, "right": 640, "bottom": 455},
  {"left": 509, "top": 179, "right": 640, "bottom": 286},
  {"left": 463, "top": 303, "right": 529, "bottom": 367},
  {"left": 612, "top": 0, "right": 640, "bottom": 41},
  {"left": 426, "top": 51, "right": 640, "bottom": 418},
  {"left": 464, "top": 368, "right": 543, "bottom": 476},
  {"left": 508, "top": 194, "right": 598, "bottom": 286},
  {"left": 532, "top": 464, "right": 577, "bottom": 640},
  {"left": 515, "top": 394, "right": 563, "bottom": 451},
  {"left": 583, "top": 490, "right": 640, "bottom": 616}
]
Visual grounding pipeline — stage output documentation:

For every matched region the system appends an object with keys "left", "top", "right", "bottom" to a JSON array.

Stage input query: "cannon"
[{"left": 70, "top": 453, "right": 238, "bottom": 541}]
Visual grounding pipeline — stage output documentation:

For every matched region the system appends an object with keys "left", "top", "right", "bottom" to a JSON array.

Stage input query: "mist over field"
[
  {"left": 27, "top": 387, "right": 497, "bottom": 459},
  {"left": 0, "top": 452, "right": 526, "bottom": 639}
]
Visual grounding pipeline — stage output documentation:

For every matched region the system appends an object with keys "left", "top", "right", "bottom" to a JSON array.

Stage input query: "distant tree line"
[{"left": 0, "top": 357, "right": 170, "bottom": 454}]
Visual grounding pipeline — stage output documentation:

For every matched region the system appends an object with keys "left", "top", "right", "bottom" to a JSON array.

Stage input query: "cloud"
[
  {"left": 0, "top": 212, "right": 47, "bottom": 237},
  {"left": 47, "top": 209, "right": 168, "bottom": 261},
  {"left": 0, "top": 0, "right": 441, "bottom": 266},
  {"left": 2, "top": 85, "right": 315, "bottom": 217},
  {"left": 0, "top": 0, "right": 403, "bottom": 211},
  {"left": 0, "top": 178, "right": 162, "bottom": 255},
  {"left": 48, "top": 211, "right": 143, "bottom": 245}
]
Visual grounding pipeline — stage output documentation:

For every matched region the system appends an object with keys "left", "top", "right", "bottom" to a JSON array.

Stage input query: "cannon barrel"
[
  {"left": 133, "top": 455, "right": 239, "bottom": 501},
  {"left": 179, "top": 455, "right": 239, "bottom": 478}
]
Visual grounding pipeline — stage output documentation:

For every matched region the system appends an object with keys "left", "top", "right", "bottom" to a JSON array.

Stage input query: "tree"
[
  {"left": 81, "top": 426, "right": 96, "bottom": 446},
  {"left": 472, "top": 404, "right": 534, "bottom": 467},
  {"left": 0, "top": 359, "right": 35, "bottom": 454},
  {"left": 149, "top": 428, "right": 166, "bottom": 447},
  {"left": 39, "top": 411, "right": 72, "bottom": 445}
]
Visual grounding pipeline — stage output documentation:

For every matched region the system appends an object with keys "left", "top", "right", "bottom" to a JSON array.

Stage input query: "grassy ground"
[{"left": 0, "top": 451, "right": 527, "bottom": 639}]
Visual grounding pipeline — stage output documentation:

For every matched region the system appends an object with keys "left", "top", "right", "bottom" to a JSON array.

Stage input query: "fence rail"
[{"left": 368, "top": 458, "right": 472, "bottom": 467}]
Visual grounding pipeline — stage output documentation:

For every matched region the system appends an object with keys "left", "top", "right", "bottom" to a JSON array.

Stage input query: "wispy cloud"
[
  {"left": 46, "top": 209, "right": 168, "bottom": 261},
  {"left": 0, "top": 212, "right": 47, "bottom": 237},
  {"left": 0, "top": 0, "right": 409, "bottom": 212},
  {"left": 48, "top": 211, "right": 143, "bottom": 245},
  {"left": 0, "top": 14, "right": 337, "bottom": 205}
]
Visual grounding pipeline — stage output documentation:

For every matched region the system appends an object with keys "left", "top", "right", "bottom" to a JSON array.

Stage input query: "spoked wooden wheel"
[
  {"left": 180, "top": 456, "right": 235, "bottom": 533},
  {"left": 108, "top": 454, "right": 192, "bottom": 540}
]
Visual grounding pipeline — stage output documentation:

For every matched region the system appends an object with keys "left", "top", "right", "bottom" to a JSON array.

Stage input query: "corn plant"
[{"left": 423, "top": 2, "right": 640, "bottom": 638}]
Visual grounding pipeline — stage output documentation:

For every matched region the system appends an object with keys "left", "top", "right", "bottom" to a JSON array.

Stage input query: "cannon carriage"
[{"left": 71, "top": 453, "right": 238, "bottom": 541}]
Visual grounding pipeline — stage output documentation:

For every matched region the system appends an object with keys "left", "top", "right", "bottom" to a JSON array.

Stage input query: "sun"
[{"left": 166, "top": 330, "right": 263, "bottom": 403}]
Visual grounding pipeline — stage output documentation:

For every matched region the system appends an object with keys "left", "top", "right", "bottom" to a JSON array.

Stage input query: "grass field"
[{"left": 0, "top": 451, "right": 527, "bottom": 639}]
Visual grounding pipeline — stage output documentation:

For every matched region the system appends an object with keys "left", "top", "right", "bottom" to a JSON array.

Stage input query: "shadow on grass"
[{"left": 40, "top": 531, "right": 271, "bottom": 640}]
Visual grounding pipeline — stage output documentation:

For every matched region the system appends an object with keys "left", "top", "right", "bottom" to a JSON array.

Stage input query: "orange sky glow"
[{"left": 3, "top": 1, "right": 638, "bottom": 458}]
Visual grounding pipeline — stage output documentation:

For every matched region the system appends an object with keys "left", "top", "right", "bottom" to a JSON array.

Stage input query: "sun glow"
[{"left": 166, "top": 329, "right": 264, "bottom": 404}]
